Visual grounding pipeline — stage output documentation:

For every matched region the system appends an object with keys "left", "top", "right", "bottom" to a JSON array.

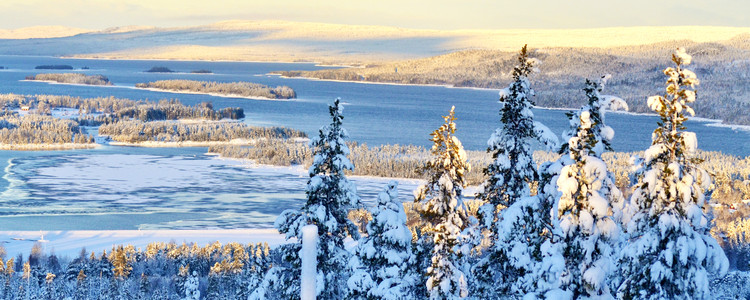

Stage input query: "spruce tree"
[
  {"left": 617, "top": 48, "right": 729, "bottom": 299},
  {"left": 555, "top": 77, "right": 626, "bottom": 298},
  {"left": 472, "top": 44, "right": 559, "bottom": 298},
  {"left": 478, "top": 44, "right": 557, "bottom": 208},
  {"left": 268, "top": 98, "right": 361, "bottom": 299},
  {"left": 347, "top": 181, "right": 419, "bottom": 299},
  {"left": 414, "top": 106, "right": 470, "bottom": 299}
]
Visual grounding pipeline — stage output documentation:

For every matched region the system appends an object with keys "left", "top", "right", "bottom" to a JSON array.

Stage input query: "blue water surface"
[{"left": 0, "top": 55, "right": 746, "bottom": 230}]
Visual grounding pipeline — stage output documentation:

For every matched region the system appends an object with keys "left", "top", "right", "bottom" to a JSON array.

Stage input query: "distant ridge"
[
  {"left": 0, "top": 25, "right": 91, "bottom": 39},
  {"left": 0, "top": 20, "right": 748, "bottom": 63}
]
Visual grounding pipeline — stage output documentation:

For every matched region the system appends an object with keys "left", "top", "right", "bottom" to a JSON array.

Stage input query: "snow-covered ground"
[
  {"left": 0, "top": 229, "right": 285, "bottom": 259},
  {"left": 0, "top": 149, "right": 429, "bottom": 259},
  {"left": 1, "top": 151, "right": 423, "bottom": 230}
]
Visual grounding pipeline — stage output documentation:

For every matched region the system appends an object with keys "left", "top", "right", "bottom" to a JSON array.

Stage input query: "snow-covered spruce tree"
[
  {"left": 414, "top": 106, "right": 470, "bottom": 299},
  {"left": 347, "top": 181, "right": 419, "bottom": 299},
  {"left": 472, "top": 44, "right": 559, "bottom": 298},
  {"left": 478, "top": 44, "right": 557, "bottom": 208},
  {"left": 264, "top": 98, "right": 361, "bottom": 300},
  {"left": 555, "top": 77, "right": 627, "bottom": 298},
  {"left": 617, "top": 48, "right": 729, "bottom": 299}
]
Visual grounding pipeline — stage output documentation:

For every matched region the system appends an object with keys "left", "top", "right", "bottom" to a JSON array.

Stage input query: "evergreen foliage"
[
  {"left": 270, "top": 98, "right": 361, "bottom": 299},
  {"left": 414, "top": 106, "right": 470, "bottom": 299},
  {"left": 479, "top": 45, "right": 557, "bottom": 208},
  {"left": 472, "top": 45, "right": 559, "bottom": 298},
  {"left": 99, "top": 120, "right": 305, "bottom": 144},
  {"left": 347, "top": 181, "right": 420, "bottom": 299},
  {"left": 617, "top": 48, "right": 729, "bottom": 299},
  {"left": 555, "top": 76, "right": 626, "bottom": 298}
]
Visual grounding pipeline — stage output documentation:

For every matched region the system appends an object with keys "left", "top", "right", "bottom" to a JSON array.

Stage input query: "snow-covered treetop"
[
  {"left": 308, "top": 97, "right": 353, "bottom": 177},
  {"left": 426, "top": 106, "right": 469, "bottom": 184},
  {"left": 561, "top": 75, "right": 628, "bottom": 158},
  {"left": 415, "top": 105, "right": 470, "bottom": 225},
  {"left": 499, "top": 44, "right": 539, "bottom": 107},
  {"left": 275, "top": 98, "right": 360, "bottom": 243},
  {"left": 643, "top": 47, "right": 700, "bottom": 164},
  {"left": 480, "top": 45, "right": 558, "bottom": 210}
]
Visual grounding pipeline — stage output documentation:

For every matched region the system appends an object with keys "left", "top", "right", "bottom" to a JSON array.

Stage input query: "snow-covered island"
[
  {"left": 99, "top": 119, "right": 306, "bottom": 146},
  {"left": 25, "top": 73, "right": 113, "bottom": 86},
  {"left": 0, "top": 114, "right": 96, "bottom": 150},
  {"left": 135, "top": 79, "right": 297, "bottom": 100}
]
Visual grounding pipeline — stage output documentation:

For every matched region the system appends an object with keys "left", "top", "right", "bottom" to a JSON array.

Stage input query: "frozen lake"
[{"left": 0, "top": 55, "right": 747, "bottom": 230}]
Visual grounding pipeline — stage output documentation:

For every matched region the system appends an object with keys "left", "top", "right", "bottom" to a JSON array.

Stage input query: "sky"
[{"left": 0, "top": 0, "right": 749, "bottom": 30}]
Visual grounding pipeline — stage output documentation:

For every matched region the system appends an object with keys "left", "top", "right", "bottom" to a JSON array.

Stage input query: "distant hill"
[
  {"left": 0, "top": 20, "right": 749, "bottom": 64},
  {"left": 0, "top": 26, "right": 91, "bottom": 39},
  {"left": 280, "top": 37, "right": 750, "bottom": 125}
]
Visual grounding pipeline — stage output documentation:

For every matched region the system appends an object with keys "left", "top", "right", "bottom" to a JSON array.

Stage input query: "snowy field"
[
  {"left": 1, "top": 151, "right": 423, "bottom": 230},
  {"left": 0, "top": 150, "right": 425, "bottom": 258},
  {"left": 0, "top": 229, "right": 286, "bottom": 259}
]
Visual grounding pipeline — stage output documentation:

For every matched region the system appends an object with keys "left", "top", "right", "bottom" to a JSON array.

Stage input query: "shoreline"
[
  {"left": 280, "top": 74, "right": 750, "bottom": 130},
  {"left": 20, "top": 79, "right": 113, "bottom": 87},
  {"left": 107, "top": 138, "right": 256, "bottom": 148},
  {"left": 0, "top": 229, "right": 286, "bottom": 258},
  {"left": 133, "top": 86, "right": 294, "bottom": 101},
  {"left": 0, "top": 143, "right": 99, "bottom": 151},
  {"left": 63, "top": 54, "right": 358, "bottom": 68}
]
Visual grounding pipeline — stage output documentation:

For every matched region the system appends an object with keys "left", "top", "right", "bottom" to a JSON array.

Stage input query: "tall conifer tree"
[
  {"left": 415, "top": 107, "right": 470, "bottom": 299},
  {"left": 618, "top": 48, "right": 728, "bottom": 299},
  {"left": 259, "top": 98, "right": 361, "bottom": 299}
]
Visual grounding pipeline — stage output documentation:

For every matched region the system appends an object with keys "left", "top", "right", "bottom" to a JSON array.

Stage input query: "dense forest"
[
  {"left": 0, "top": 241, "right": 273, "bottom": 299},
  {"left": 135, "top": 80, "right": 297, "bottom": 99},
  {"left": 0, "top": 94, "right": 244, "bottom": 124},
  {"left": 99, "top": 120, "right": 305, "bottom": 144},
  {"left": 25, "top": 73, "right": 113, "bottom": 86},
  {"left": 279, "top": 37, "right": 750, "bottom": 125},
  {"left": 0, "top": 113, "right": 94, "bottom": 149}
]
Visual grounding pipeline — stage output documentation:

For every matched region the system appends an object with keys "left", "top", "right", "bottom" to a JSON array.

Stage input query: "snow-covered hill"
[
  {"left": 0, "top": 20, "right": 749, "bottom": 64},
  {"left": 0, "top": 25, "right": 91, "bottom": 39}
]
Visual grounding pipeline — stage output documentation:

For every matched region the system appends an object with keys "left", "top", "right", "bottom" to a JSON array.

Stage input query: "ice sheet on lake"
[{"left": 1, "top": 153, "right": 422, "bottom": 230}]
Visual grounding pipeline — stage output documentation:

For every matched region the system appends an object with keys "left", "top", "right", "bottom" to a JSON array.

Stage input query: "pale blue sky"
[{"left": 1, "top": 0, "right": 748, "bottom": 30}]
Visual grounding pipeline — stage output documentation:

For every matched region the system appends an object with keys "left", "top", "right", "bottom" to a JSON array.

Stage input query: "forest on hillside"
[{"left": 279, "top": 36, "right": 750, "bottom": 125}]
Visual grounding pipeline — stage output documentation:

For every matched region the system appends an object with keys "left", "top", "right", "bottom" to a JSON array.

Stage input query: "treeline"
[
  {"left": 0, "top": 241, "right": 272, "bottom": 299},
  {"left": 25, "top": 73, "right": 112, "bottom": 86},
  {"left": 0, "top": 217, "right": 744, "bottom": 299},
  {"left": 280, "top": 39, "right": 750, "bottom": 125},
  {"left": 135, "top": 80, "right": 297, "bottom": 99},
  {"left": 0, "top": 94, "right": 244, "bottom": 124},
  {"left": 209, "top": 138, "right": 750, "bottom": 245},
  {"left": 34, "top": 65, "right": 73, "bottom": 70},
  {"left": 111, "top": 100, "right": 245, "bottom": 123},
  {"left": 209, "top": 141, "right": 489, "bottom": 185},
  {"left": 0, "top": 114, "right": 94, "bottom": 148},
  {"left": 99, "top": 120, "right": 306, "bottom": 143}
]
